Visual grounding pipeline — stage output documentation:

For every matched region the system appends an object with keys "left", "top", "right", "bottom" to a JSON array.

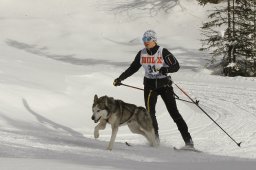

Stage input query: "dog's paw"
[{"left": 94, "top": 131, "right": 99, "bottom": 138}]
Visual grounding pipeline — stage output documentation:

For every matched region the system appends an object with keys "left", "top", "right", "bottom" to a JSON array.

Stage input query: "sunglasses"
[{"left": 142, "top": 36, "right": 153, "bottom": 42}]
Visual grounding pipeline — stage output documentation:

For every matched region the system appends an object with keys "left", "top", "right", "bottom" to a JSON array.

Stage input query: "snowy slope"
[{"left": 0, "top": 0, "right": 256, "bottom": 169}]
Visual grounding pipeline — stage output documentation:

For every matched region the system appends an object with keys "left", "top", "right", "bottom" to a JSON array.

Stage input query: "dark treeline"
[{"left": 198, "top": 0, "right": 256, "bottom": 76}]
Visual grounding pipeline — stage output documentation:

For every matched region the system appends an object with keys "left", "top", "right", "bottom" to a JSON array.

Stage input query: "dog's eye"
[{"left": 97, "top": 110, "right": 100, "bottom": 112}]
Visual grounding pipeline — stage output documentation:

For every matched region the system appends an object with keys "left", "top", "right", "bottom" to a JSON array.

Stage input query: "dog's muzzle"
[{"left": 91, "top": 115, "right": 101, "bottom": 123}]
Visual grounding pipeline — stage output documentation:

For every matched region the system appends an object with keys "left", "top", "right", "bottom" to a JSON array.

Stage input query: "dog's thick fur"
[{"left": 92, "top": 95, "right": 157, "bottom": 150}]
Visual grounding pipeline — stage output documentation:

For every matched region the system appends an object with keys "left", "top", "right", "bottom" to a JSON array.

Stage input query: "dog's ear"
[{"left": 94, "top": 94, "right": 98, "bottom": 103}]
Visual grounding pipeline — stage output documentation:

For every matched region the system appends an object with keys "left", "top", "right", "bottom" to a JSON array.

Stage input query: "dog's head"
[{"left": 91, "top": 95, "right": 115, "bottom": 123}]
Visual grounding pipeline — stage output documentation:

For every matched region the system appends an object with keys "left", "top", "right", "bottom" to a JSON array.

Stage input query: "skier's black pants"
[{"left": 144, "top": 85, "right": 192, "bottom": 143}]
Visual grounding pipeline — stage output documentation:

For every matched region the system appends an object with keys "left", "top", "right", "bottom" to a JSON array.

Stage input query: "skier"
[{"left": 113, "top": 30, "right": 194, "bottom": 148}]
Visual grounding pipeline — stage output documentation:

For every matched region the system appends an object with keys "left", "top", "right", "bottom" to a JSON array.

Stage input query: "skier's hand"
[
  {"left": 159, "top": 67, "right": 168, "bottom": 75},
  {"left": 113, "top": 78, "right": 122, "bottom": 86}
]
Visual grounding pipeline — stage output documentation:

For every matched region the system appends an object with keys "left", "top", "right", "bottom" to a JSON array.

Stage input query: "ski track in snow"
[
  {"left": 171, "top": 74, "right": 256, "bottom": 158},
  {"left": 1, "top": 39, "right": 256, "bottom": 168},
  {"left": 1, "top": 70, "right": 256, "bottom": 168}
]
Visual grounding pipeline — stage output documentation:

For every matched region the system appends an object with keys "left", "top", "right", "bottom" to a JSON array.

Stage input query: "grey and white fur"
[{"left": 92, "top": 95, "right": 157, "bottom": 150}]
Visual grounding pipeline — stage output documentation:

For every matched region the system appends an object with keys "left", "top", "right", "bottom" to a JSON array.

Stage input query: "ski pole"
[
  {"left": 173, "top": 92, "right": 196, "bottom": 104},
  {"left": 120, "top": 83, "right": 144, "bottom": 91},
  {"left": 174, "top": 82, "right": 242, "bottom": 147},
  {"left": 120, "top": 83, "right": 194, "bottom": 104}
]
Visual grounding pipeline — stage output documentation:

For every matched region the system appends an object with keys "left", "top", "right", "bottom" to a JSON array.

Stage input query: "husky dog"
[{"left": 92, "top": 95, "right": 157, "bottom": 150}]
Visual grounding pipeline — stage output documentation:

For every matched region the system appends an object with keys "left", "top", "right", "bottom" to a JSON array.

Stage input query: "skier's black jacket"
[{"left": 118, "top": 45, "right": 180, "bottom": 90}]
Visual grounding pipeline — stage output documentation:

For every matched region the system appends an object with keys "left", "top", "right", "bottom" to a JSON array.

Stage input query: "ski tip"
[
  {"left": 125, "top": 142, "right": 131, "bottom": 146},
  {"left": 237, "top": 142, "right": 242, "bottom": 147},
  {"left": 173, "top": 146, "right": 202, "bottom": 153}
]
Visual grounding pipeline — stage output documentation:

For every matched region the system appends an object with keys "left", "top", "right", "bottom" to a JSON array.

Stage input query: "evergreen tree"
[
  {"left": 200, "top": 0, "right": 256, "bottom": 76},
  {"left": 233, "top": 0, "right": 256, "bottom": 76},
  {"left": 200, "top": 2, "right": 230, "bottom": 63},
  {"left": 197, "top": 0, "right": 224, "bottom": 6}
]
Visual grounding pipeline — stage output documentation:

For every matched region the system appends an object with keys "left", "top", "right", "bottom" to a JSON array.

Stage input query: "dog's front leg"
[
  {"left": 107, "top": 124, "right": 119, "bottom": 150},
  {"left": 94, "top": 120, "right": 107, "bottom": 139}
]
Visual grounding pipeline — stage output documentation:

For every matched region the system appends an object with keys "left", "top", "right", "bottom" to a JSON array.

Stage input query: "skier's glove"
[
  {"left": 113, "top": 78, "right": 122, "bottom": 86},
  {"left": 159, "top": 67, "right": 168, "bottom": 75}
]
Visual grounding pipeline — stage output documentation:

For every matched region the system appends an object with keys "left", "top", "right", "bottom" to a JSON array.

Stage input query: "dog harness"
[{"left": 106, "top": 100, "right": 136, "bottom": 125}]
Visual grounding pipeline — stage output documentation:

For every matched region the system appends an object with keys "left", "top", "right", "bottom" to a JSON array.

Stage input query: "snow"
[
  {"left": 0, "top": 0, "right": 256, "bottom": 169},
  {"left": 226, "top": 62, "right": 237, "bottom": 68}
]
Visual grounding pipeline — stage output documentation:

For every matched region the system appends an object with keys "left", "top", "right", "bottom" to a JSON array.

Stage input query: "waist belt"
[{"left": 143, "top": 76, "right": 172, "bottom": 90}]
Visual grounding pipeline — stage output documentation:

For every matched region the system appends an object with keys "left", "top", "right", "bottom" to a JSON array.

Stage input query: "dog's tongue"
[{"left": 95, "top": 117, "right": 101, "bottom": 123}]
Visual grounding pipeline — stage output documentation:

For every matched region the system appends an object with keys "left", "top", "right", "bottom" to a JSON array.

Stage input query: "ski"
[
  {"left": 173, "top": 146, "right": 202, "bottom": 153},
  {"left": 125, "top": 142, "right": 132, "bottom": 146}
]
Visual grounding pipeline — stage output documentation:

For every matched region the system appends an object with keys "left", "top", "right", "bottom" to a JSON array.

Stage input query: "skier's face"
[{"left": 144, "top": 41, "right": 156, "bottom": 49}]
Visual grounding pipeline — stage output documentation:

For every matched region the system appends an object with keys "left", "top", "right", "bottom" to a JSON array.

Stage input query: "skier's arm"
[
  {"left": 118, "top": 51, "right": 142, "bottom": 81},
  {"left": 162, "top": 48, "right": 180, "bottom": 73}
]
